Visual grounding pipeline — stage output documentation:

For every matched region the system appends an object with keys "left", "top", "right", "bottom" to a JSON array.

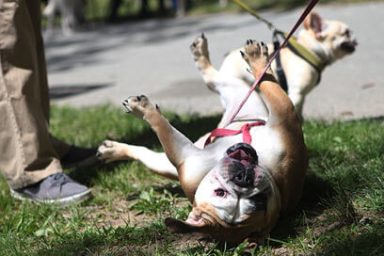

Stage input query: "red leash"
[{"left": 225, "top": 0, "right": 320, "bottom": 126}]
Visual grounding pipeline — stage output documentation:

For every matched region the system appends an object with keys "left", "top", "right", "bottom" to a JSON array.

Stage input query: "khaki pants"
[{"left": 0, "top": 0, "right": 69, "bottom": 189}]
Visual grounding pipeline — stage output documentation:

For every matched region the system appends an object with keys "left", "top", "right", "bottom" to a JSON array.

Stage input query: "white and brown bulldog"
[
  {"left": 97, "top": 39, "right": 308, "bottom": 244},
  {"left": 218, "top": 12, "right": 357, "bottom": 120}
]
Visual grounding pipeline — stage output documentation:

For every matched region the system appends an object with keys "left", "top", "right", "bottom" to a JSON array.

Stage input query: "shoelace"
[{"left": 50, "top": 173, "right": 71, "bottom": 189}]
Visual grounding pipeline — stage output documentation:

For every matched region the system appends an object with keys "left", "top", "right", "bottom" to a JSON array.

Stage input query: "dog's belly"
[
  {"left": 250, "top": 127, "right": 285, "bottom": 172},
  {"left": 220, "top": 48, "right": 253, "bottom": 83}
]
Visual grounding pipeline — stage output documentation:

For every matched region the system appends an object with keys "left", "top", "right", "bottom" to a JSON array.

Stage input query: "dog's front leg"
[
  {"left": 288, "top": 90, "right": 305, "bottom": 122},
  {"left": 98, "top": 140, "right": 178, "bottom": 179},
  {"left": 123, "top": 96, "right": 196, "bottom": 169},
  {"left": 123, "top": 95, "right": 208, "bottom": 201}
]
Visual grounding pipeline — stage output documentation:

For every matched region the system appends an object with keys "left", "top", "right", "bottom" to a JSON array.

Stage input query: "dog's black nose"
[{"left": 230, "top": 164, "right": 255, "bottom": 188}]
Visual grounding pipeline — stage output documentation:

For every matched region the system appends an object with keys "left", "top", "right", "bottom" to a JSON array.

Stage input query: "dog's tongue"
[{"left": 226, "top": 143, "right": 258, "bottom": 166}]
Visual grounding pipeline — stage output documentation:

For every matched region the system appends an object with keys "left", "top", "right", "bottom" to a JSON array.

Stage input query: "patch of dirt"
[
  {"left": 271, "top": 247, "right": 296, "bottom": 256},
  {"left": 80, "top": 198, "right": 160, "bottom": 229}
]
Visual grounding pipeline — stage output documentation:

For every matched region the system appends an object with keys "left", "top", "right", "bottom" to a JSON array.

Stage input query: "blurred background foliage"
[{"left": 43, "top": 0, "right": 375, "bottom": 25}]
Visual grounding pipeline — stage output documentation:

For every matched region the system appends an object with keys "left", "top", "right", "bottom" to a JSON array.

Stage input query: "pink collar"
[{"left": 204, "top": 120, "right": 266, "bottom": 147}]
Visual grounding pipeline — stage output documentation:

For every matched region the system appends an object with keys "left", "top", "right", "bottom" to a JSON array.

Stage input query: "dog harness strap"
[
  {"left": 273, "top": 31, "right": 289, "bottom": 93},
  {"left": 204, "top": 121, "right": 266, "bottom": 147},
  {"left": 274, "top": 30, "right": 324, "bottom": 85}
]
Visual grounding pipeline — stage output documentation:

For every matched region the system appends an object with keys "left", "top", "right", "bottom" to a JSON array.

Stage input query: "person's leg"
[
  {"left": 0, "top": 0, "right": 61, "bottom": 189},
  {"left": 28, "top": 0, "right": 97, "bottom": 166},
  {"left": 27, "top": 0, "right": 50, "bottom": 120},
  {"left": 25, "top": 0, "right": 71, "bottom": 158},
  {"left": 0, "top": 0, "right": 91, "bottom": 204}
]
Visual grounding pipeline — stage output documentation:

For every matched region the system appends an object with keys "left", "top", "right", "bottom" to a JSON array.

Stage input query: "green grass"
[{"left": 0, "top": 104, "right": 383, "bottom": 255}]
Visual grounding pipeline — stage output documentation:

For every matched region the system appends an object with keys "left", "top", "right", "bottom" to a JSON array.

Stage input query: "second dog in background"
[{"left": 216, "top": 12, "right": 357, "bottom": 121}]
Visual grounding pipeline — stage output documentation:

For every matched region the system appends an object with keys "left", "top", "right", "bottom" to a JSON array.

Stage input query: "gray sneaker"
[{"left": 10, "top": 173, "right": 92, "bottom": 206}]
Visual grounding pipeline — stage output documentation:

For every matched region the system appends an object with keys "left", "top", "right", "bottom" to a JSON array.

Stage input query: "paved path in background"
[{"left": 46, "top": 2, "right": 384, "bottom": 121}]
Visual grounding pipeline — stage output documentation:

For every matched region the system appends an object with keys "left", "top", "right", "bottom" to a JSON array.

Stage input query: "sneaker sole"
[{"left": 10, "top": 188, "right": 92, "bottom": 207}]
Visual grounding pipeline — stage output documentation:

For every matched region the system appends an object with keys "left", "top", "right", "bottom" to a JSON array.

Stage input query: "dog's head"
[
  {"left": 299, "top": 12, "right": 357, "bottom": 63},
  {"left": 165, "top": 143, "right": 281, "bottom": 243}
]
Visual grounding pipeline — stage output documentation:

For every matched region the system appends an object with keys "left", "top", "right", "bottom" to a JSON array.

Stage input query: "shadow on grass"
[
  {"left": 34, "top": 223, "right": 175, "bottom": 256},
  {"left": 31, "top": 215, "right": 384, "bottom": 255},
  {"left": 317, "top": 222, "right": 384, "bottom": 256},
  {"left": 267, "top": 171, "right": 335, "bottom": 244}
]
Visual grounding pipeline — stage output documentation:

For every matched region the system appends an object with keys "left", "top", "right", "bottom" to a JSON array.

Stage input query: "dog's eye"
[
  {"left": 344, "top": 29, "right": 351, "bottom": 37},
  {"left": 343, "top": 29, "right": 351, "bottom": 37},
  {"left": 214, "top": 188, "right": 227, "bottom": 197}
]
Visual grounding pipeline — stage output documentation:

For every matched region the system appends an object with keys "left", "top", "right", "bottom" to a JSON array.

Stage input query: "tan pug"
[
  {"left": 97, "top": 39, "right": 307, "bottom": 244},
  {"left": 219, "top": 12, "right": 357, "bottom": 120}
]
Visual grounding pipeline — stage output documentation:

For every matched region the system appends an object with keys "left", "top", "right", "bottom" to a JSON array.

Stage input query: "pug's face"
[
  {"left": 318, "top": 20, "right": 357, "bottom": 61},
  {"left": 301, "top": 12, "right": 357, "bottom": 63},
  {"left": 165, "top": 143, "right": 281, "bottom": 243}
]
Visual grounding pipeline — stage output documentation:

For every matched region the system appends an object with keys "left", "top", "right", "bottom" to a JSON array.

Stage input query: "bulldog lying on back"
[{"left": 97, "top": 39, "right": 307, "bottom": 243}]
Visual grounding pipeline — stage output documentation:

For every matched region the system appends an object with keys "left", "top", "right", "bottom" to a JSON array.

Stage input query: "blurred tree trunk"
[
  {"left": 140, "top": 0, "right": 149, "bottom": 16},
  {"left": 159, "top": 0, "right": 166, "bottom": 12},
  {"left": 108, "top": 0, "right": 122, "bottom": 21}
]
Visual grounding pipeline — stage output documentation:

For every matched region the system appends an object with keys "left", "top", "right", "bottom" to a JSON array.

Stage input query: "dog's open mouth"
[
  {"left": 341, "top": 41, "right": 357, "bottom": 53},
  {"left": 226, "top": 143, "right": 258, "bottom": 166}
]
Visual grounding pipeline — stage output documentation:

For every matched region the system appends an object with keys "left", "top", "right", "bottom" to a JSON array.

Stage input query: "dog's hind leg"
[
  {"left": 242, "top": 40, "right": 297, "bottom": 127},
  {"left": 97, "top": 140, "right": 178, "bottom": 180}
]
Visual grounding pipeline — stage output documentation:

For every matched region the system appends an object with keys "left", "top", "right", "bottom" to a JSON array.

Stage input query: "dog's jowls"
[{"left": 98, "top": 38, "right": 307, "bottom": 244}]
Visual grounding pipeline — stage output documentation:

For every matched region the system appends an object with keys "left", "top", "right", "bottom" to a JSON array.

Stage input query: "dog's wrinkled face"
[
  {"left": 165, "top": 143, "right": 281, "bottom": 243},
  {"left": 301, "top": 12, "right": 357, "bottom": 63}
]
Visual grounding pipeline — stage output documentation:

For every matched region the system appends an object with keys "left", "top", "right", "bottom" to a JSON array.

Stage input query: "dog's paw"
[
  {"left": 241, "top": 40, "right": 269, "bottom": 69},
  {"left": 97, "top": 140, "right": 126, "bottom": 163},
  {"left": 190, "top": 33, "right": 209, "bottom": 60},
  {"left": 122, "top": 95, "right": 158, "bottom": 119}
]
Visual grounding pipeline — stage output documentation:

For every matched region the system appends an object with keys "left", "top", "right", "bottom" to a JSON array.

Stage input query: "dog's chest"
[{"left": 250, "top": 127, "right": 285, "bottom": 170}]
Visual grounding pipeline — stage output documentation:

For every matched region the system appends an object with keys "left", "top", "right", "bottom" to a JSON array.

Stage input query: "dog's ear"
[
  {"left": 164, "top": 217, "right": 207, "bottom": 233},
  {"left": 303, "top": 12, "right": 323, "bottom": 39},
  {"left": 164, "top": 207, "right": 213, "bottom": 234}
]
